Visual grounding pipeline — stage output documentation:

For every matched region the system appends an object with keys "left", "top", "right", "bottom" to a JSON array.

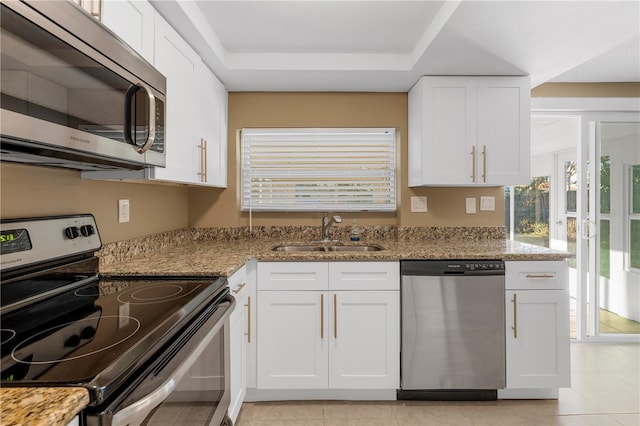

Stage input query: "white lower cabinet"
[
  {"left": 258, "top": 290, "right": 329, "bottom": 389},
  {"left": 503, "top": 261, "right": 571, "bottom": 393},
  {"left": 329, "top": 290, "right": 399, "bottom": 389},
  {"left": 228, "top": 264, "right": 255, "bottom": 423},
  {"left": 257, "top": 262, "right": 400, "bottom": 391}
]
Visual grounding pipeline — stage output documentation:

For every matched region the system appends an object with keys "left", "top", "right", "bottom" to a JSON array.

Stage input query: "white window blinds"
[{"left": 241, "top": 128, "right": 397, "bottom": 212}]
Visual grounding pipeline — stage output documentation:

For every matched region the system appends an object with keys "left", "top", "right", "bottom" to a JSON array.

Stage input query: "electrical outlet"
[
  {"left": 465, "top": 198, "right": 477, "bottom": 214},
  {"left": 480, "top": 196, "right": 496, "bottom": 211},
  {"left": 118, "top": 199, "right": 130, "bottom": 223},
  {"left": 411, "top": 196, "right": 427, "bottom": 212}
]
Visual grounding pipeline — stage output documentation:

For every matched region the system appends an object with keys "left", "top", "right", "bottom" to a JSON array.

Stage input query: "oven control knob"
[
  {"left": 80, "top": 326, "right": 96, "bottom": 340},
  {"left": 64, "top": 334, "right": 81, "bottom": 347},
  {"left": 80, "top": 224, "right": 95, "bottom": 237},
  {"left": 65, "top": 226, "right": 80, "bottom": 239}
]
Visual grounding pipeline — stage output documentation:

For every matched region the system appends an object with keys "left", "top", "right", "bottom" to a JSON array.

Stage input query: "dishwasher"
[{"left": 399, "top": 260, "right": 505, "bottom": 400}]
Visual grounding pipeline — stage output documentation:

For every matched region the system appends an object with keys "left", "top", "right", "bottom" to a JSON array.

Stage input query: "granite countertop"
[
  {"left": 0, "top": 387, "right": 89, "bottom": 426},
  {"left": 100, "top": 236, "right": 572, "bottom": 277}
]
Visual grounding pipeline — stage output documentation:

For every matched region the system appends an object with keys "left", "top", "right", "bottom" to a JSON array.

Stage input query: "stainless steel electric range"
[{"left": 0, "top": 214, "right": 234, "bottom": 426}]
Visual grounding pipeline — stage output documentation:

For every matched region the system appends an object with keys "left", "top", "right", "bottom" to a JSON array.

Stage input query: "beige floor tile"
[
  {"left": 323, "top": 402, "right": 396, "bottom": 419},
  {"left": 238, "top": 402, "right": 324, "bottom": 421},
  {"left": 612, "top": 413, "right": 640, "bottom": 426},
  {"left": 325, "top": 418, "right": 399, "bottom": 426},
  {"left": 238, "top": 420, "right": 324, "bottom": 426},
  {"left": 556, "top": 414, "right": 624, "bottom": 425}
]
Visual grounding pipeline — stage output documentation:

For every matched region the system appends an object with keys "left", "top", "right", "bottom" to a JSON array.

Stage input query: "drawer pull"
[
  {"left": 334, "top": 294, "right": 338, "bottom": 339},
  {"left": 512, "top": 293, "right": 518, "bottom": 339},
  {"left": 232, "top": 283, "right": 246, "bottom": 294},
  {"left": 320, "top": 294, "right": 324, "bottom": 339},
  {"left": 245, "top": 296, "right": 251, "bottom": 343},
  {"left": 525, "top": 274, "right": 554, "bottom": 279}
]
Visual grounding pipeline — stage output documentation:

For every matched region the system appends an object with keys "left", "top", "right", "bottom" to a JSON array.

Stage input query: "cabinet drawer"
[
  {"left": 505, "top": 261, "right": 568, "bottom": 290},
  {"left": 258, "top": 262, "right": 328, "bottom": 291},
  {"left": 329, "top": 262, "right": 399, "bottom": 291}
]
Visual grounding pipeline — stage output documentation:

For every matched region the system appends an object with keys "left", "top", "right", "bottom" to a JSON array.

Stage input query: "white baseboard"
[{"left": 245, "top": 388, "right": 397, "bottom": 402}]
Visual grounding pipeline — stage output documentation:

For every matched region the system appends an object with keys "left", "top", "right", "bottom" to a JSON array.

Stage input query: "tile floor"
[{"left": 235, "top": 343, "right": 640, "bottom": 426}]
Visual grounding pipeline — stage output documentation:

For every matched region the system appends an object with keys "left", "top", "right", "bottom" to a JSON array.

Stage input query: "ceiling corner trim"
[
  {"left": 409, "top": 0, "right": 461, "bottom": 67},
  {"left": 225, "top": 53, "right": 413, "bottom": 71}
]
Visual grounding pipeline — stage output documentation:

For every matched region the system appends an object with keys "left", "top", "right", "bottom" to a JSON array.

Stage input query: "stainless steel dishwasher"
[{"left": 399, "top": 260, "right": 505, "bottom": 400}]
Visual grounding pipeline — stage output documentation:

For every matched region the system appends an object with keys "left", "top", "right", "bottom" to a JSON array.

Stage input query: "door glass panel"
[
  {"left": 599, "top": 219, "right": 610, "bottom": 279},
  {"left": 509, "top": 176, "right": 550, "bottom": 247},
  {"left": 596, "top": 123, "right": 640, "bottom": 335},
  {"left": 630, "top": 220, "right": 640, "bottom": 270},
  {"left": 631, "top": 165, "right": 640, "bottom": 270},
  {"left": 565, "top": 161, "right": 578, "bottom": 213}
]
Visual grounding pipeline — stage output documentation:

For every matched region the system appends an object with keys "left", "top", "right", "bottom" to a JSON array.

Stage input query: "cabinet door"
[
  {"left": 329, "top": 291, "right": 399, "bottom": 389},
  {"left": 152, "top": 13, "right": 199, "bottom": 183},
  {"left": 228, "top": 266, "right": 248, "bottom": 423},
  {"left": 477, "top": 77, "right": 530, "bottom": 185},
  {"left": 101, "top": 0, "right": 155, "bottom": 63},
  {"left": 257, "top": 291, "right": 328, "bottom": 389},
  {"left": 228, "top": 296, "right": 246, "bottom": 422},
  {"left": 194, "top": 60, "right": 227, "bottom": 187},
  {"left": 408, "top": 76, "right": 477, "bottom": 185},
  {"left": 505, "top": 289, "right": 571, "bottom": 389}
]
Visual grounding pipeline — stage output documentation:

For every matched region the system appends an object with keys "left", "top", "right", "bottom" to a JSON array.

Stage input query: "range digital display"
[{"left": 0, "top": 229, "right": 32, "bottom": 255}]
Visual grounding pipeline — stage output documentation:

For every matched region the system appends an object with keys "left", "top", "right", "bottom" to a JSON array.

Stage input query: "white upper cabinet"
[
  {"left": 101, "top": 0, "right": 155, "bottom": 63},
  {"left": 408, "top": 76, "right": 530, "bottom": 186},
  {"left": 152, "top": 12, "right": 199, "bottom": 183},
  {"left": 195, "top": 60, "right": 228, "bottom": 187},
  {"left": 83, "top": 7, "right": 227, "bottom": 187}
]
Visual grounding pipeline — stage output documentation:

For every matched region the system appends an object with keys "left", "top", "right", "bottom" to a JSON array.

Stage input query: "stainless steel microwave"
[{"left": 0, "top": 0, "right": 166, "bottom": 171}]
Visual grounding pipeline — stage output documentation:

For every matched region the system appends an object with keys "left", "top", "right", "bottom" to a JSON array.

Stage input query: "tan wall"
[
  {"left": 188, "top": 92, "right": 506, "bottom": 228},
  {"left": 0, "top": 163, "right": 189, "bottom": 243},
  {"left": 532, "top": 82, "right": 640, "bottom": 98}
]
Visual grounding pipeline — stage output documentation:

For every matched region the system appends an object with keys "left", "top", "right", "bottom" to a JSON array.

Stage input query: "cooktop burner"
[
  {"left": 1, "top": 329, "right": 16, "bottom": 345},
  {"left": 1, "top": 276, "right": 226, "bottom": 386},
  {"left": 11, "top": 315, "right": 141, "bottom": 365},
  {"left": 117, "top": 283, "right": 201, "bottom": 304}
]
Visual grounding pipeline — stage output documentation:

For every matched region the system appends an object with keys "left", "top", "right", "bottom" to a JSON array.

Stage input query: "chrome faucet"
[{"left": 321, "top": 212, "right": 342, "bottom": 242}]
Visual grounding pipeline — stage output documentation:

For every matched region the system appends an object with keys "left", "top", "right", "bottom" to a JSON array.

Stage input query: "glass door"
[{"left": 589, "top": 122, "right": 640, "bottom": 336}]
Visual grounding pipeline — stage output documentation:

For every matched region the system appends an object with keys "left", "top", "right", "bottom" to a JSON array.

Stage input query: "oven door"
[
  {"left": 0, "top": 1, "right": 165, "bottom": 170},
  {"left": 85, "top": 294, "right": 234, "bottom": 426}
]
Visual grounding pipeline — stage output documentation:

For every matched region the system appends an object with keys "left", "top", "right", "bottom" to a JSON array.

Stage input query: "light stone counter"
[
  {"left": 0, "top": 387, "right": 89, "bottom": 426},
  {"left": 99, "top": 228, "right": 572, "bottom": 277}
]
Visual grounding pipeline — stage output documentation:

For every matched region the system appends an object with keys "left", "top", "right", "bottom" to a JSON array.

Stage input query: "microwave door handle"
[{"left": 124, "top": 81, "right": 156, "bottom": 154}]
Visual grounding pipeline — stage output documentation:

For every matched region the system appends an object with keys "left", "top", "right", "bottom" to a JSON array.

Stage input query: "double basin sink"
[{"left": 272, "top": 243, "right": 384, "bottom": 252}]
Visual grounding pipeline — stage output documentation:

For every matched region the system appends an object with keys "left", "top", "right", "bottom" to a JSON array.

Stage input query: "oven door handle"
[{"left": 109, "top": 296, "right": 235, "bottom": 426}]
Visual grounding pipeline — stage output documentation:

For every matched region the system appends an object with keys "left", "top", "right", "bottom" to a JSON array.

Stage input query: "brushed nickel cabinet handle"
[
  {"left": 198, "top": 138, "right": 205, "bottom": 182},
  {"left": 526, "top": 274, "right": 554, "bottom": 279},
  {"left": 232, "top": 283, "right": 246, "bottom": 294},
  {"left": 334, "top": 294, "right": 337, "bottom": 339},
  {"left": 482, "top": 144, "right": 487, "bottom": 183},
  {"left": 471, "top": 145, "right": 477, "bottom": 183},
  {"left": 245, "top": 296, "right": 251, "bottom": 343},
  {"left": 320, "top": 294, "right": 324, "bottom": 339},
  {"left": 512, "top": 293, "right": 518, "bottom": 339},
  {"left": 203, "top": 139, "right": 208, "bottom": 182}
]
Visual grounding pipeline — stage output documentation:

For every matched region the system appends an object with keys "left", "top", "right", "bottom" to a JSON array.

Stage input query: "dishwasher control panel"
[{"left": 401, "top": 260, "right": 505, "bottom": 276}]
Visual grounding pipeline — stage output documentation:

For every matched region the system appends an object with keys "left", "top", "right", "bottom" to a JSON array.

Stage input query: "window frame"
[{"left": 240, "top": 127, "right": 398, "bottom": 213}]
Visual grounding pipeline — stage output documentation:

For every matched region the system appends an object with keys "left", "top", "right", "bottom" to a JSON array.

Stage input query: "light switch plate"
[
  {"left": 465, "top": 197, "right": 476, "bottom": 214},
  {"left": 480, "top": 196, "right": 496, "bottom": 211},
  {"left": 411, "top": 196, "right": 427, "bottom": 212},
  {"left": 118, "top": 199, "right": 130, "bottom": 223}
]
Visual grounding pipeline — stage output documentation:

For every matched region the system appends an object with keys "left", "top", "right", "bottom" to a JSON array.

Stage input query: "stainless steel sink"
[
  {"left": 271, "top": 245, "right": 327, "bottom": 252},
  {"left": 272, "top": 244, "right": 384, "bottom": 252}
]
